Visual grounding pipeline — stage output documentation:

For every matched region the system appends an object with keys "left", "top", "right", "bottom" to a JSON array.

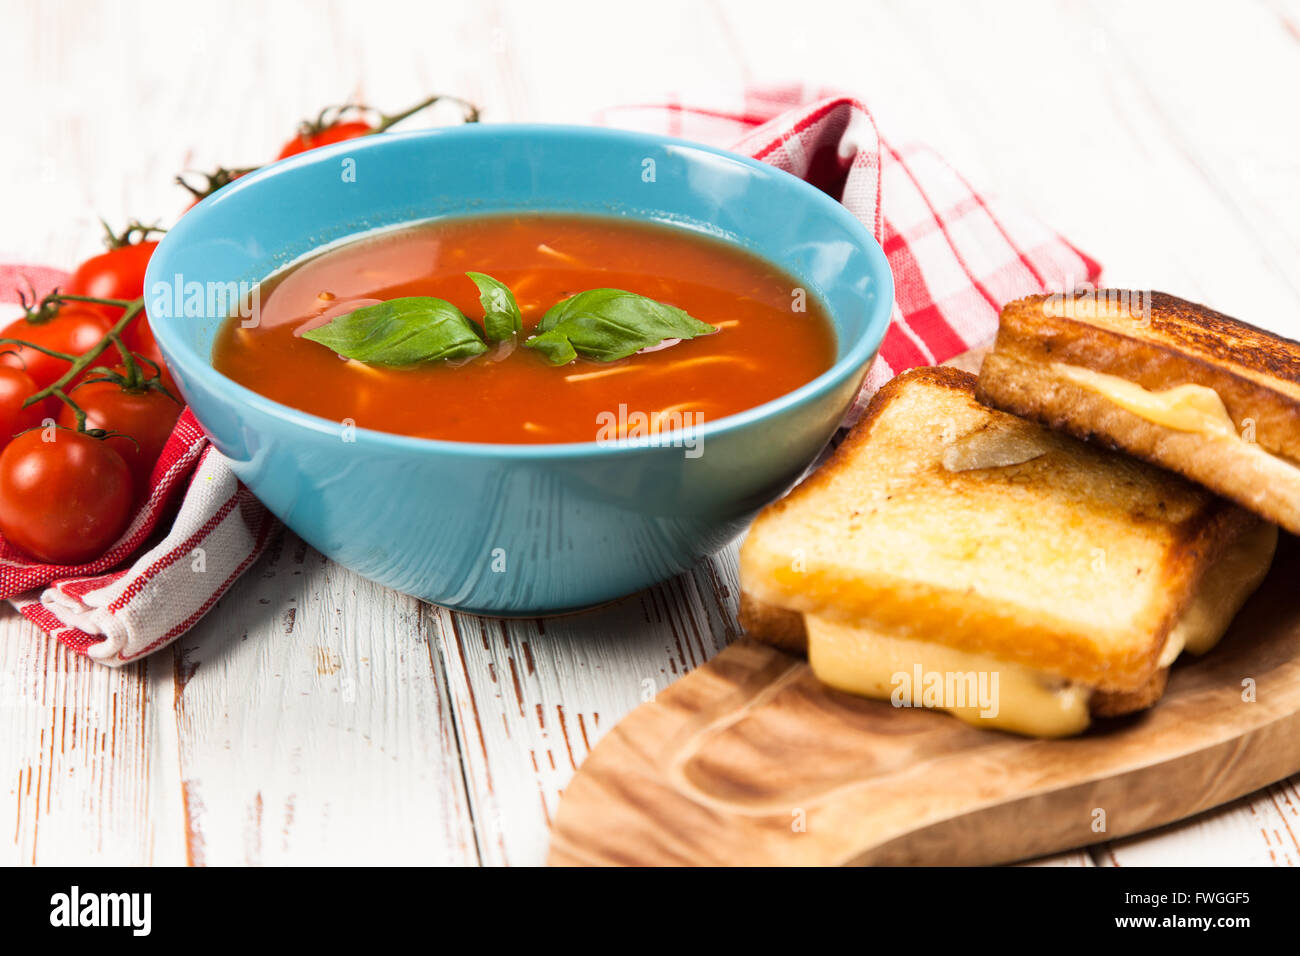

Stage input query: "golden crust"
[
  {"left": 1089, "top": 667, "right": 1169, "bottom": 717},
  {"left": 982, "top": 291, "right": 1300, "bottom": 460},
  {"left": 737, "top": 591, "right": 807, "bottom": 656},
  {"left": 738, "top": 366, "right": 1255, "bottom": 694},
  {"left": 977, "top": 293, "right": 1300, "bottom": 534},
  {"left": 753, "top": 365, "right": 978, "bottom": 511}
]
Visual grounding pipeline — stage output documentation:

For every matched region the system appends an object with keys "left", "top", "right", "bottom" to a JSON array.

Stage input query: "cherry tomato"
[
  {"left": 277, "top": 119, "right": 373, "bottom": 159},
  {"left": 0, "top": 428, "right": 133, "bottom": 564},
  {"left": 0, "top": 367, "right": 43, "bottom": 447},
  {"left": 65, "top": 240, "right": 157, "bottom": 312},
  {"left": 0, "top": 306, "right": 112, "bottom": 390},
  {"left": 65, "top": 234, "right": 170, "bottom": 370},
  {"left": 58, "top": 374, "right": 182, "bottom": 496}
]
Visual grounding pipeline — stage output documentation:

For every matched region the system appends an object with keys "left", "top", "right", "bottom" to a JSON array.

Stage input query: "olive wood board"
[
  {"left": 549, "top": 344, "right": 1300, "bottom": 865},
  {"left": 548, "top": 537, "right": 1300, "bottom": 866}
]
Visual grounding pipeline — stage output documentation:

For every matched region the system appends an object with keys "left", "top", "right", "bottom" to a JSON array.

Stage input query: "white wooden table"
[{"left": 2, "top": 0, "right": 1299, "bottom": 866}]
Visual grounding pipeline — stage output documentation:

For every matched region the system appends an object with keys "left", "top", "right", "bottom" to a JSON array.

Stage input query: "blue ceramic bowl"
[{"left": 145, "top": 125, "right": 893, "bottom": 615}]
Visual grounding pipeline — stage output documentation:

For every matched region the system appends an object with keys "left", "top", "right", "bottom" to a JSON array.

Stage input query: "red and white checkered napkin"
[{"left": 0, "top": 85, "right": 1099, "bottom": 664}]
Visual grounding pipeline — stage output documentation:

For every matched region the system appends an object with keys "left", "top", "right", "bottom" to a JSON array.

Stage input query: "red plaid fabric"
[
  {"left": 0, "top": 264, "right": 70, "bottom": 307},
  {"left": 1, "top": 85, "right": 1099, "bottom": 664},
  {"left": 600, "top": 85, "right": 1102, "bottom": 410}
]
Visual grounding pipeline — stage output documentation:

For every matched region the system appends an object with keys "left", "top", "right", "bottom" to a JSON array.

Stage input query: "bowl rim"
[{"left": 149, "top": 122, "right": 895, "bottom": 459}]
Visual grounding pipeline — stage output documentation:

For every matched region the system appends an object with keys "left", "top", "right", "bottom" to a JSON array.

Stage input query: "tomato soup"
[{"left": 211, "top": 215, "right": 837, "bottom": 443}]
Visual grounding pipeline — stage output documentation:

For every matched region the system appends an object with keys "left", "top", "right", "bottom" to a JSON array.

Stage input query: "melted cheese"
[
  {"left": 1159, "top": 520, "right": 1277, "bottom": 662},
  {"left": 806, "top": 522, "right": 1277, "bottom": 738},
  {"left": 1053, "top": 363, "right": 1240, "bottom": 438},
  {"left": 806, "top": 618, "right": 1092, "bottom": 738}
]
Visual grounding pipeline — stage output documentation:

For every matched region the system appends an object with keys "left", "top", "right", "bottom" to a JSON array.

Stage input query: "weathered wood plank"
[
  {"left": 170, "top": 529, "right": 479, "bottom": 865},
  {"left": 0, "top": 613, "right": 186, "bottom": 864},
  {"left": 433, "top": 545, "right": 743, "bottom": 866}
]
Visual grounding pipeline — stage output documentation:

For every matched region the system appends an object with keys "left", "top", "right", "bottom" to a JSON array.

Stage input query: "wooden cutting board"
[
  {"left": 549, "top": 347, "right": 1300, "bottom": 866},
  {"left": 548, "top": 539, "right": 1300, "bottom": 866}
]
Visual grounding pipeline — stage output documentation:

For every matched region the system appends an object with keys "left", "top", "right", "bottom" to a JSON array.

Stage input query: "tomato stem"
[
  {"left": 17, "top": 289, "right": 137, "bottom": 327},
  {"left": 49, "top": 386, "right": 87, "bottom": 431},
  {"left": 19, "top": 295, "right": 148, "bottom": 414},
  {"left": 297, "top": 103, "right": 354, "bottom": 139},
  {"left": 0, "top": 338, "right": 77, "bottom": 363},
  {"left": 44, "top": 292, "right": 137, "bottom": 310},
  {"left": 298, "top": 93, "right": 480, "bottom": 139},
  {"left": 175, "top": 166, "right": 258, "bottom": 202},
  {"left": 100, "top": 218, "right": 166, "bottom": 250},
  {"left": 106, "top": 330, "right": 143, "bottom": 388},
  {"left": 370, "top": 94, "right": 480, "bottom": 133}
]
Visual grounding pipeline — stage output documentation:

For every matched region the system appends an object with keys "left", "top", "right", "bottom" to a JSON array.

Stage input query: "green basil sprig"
[
  {"left": 302, "top": 296, "right": 487, "bottom": 365},
  {"left": 302, "top": 274, "right": 717, "bottom": 367},
  {"left": 523, "top": 289, "right": 717, "bottom": 365}
]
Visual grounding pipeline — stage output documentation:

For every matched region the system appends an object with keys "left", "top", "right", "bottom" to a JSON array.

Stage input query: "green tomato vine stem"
[{"left": 5, "top": 294, "right": 150, "bottom": 432}]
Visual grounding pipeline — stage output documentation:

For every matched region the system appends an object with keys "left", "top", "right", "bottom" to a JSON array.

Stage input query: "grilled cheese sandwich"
[
  {"left": 977, "top": 291, "right": 1300, "bottom": 534},
  {"left": 739, "top": 367, "right": 1275, "bottom": 738}
]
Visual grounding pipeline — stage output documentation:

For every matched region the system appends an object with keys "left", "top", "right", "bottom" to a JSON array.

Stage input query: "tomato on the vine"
[
  {"left": 0, "top": 428, "right": 134, "bottom": 564},
  {"left": 58, "top": 372, "right": 182, "bottom": 495},
  {"left": 277, "top": 119, "right": 373, "bottom": 159},
  {"left": 0, "top": 367, "right": 43, "bottom": 447},
  {"left": 0, "top": 306, "right": 112, "bottom": 390},
  {"left": 66, "top": 240, "right": 157, "bottom": 315},
  {"left": 64, "top": 224, "right": 174, "bottom": 383}
]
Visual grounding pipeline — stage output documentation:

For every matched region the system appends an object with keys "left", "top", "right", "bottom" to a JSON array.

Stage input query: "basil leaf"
[
  {"left": 302, "top": 297, "right": 487, "bottom": 365},
  {"left": 467, "top": 272, "right": 523, "bottom": 342},
  {"left": 525, "top": 289, "right": 717, "bottom": 365}
]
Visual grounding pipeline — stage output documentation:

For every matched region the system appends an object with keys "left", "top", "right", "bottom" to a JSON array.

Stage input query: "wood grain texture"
[
  {"left": 170, "top": 530, "right": 478, "bottom": 866},
  {"left": 549, "top": 541, "right": 1300, "bottom": 866},
  {"left": 432, "top": 551, "right": 742, "bottom": 866},
  {"left": 3, "top": 0, "right": 1300, "bottom": 866},
  {"left": 0, "top": 620, "right": 186, "bottom": 864}
]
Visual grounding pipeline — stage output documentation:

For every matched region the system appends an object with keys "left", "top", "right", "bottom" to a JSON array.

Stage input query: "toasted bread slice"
[
  {"left": 738, "top": 591, "right": 808, "bottom": 656},
  {"left": 738, "top": 366, "right": 1267, "bottom": 694},
  {"left": 976, "top": 291, "right": 1300, "bottom": 534}
]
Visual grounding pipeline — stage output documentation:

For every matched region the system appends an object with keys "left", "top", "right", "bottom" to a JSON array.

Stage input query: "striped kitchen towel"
[{"left": 0, "top": 84, "right": 1099, "bottom": 664}]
